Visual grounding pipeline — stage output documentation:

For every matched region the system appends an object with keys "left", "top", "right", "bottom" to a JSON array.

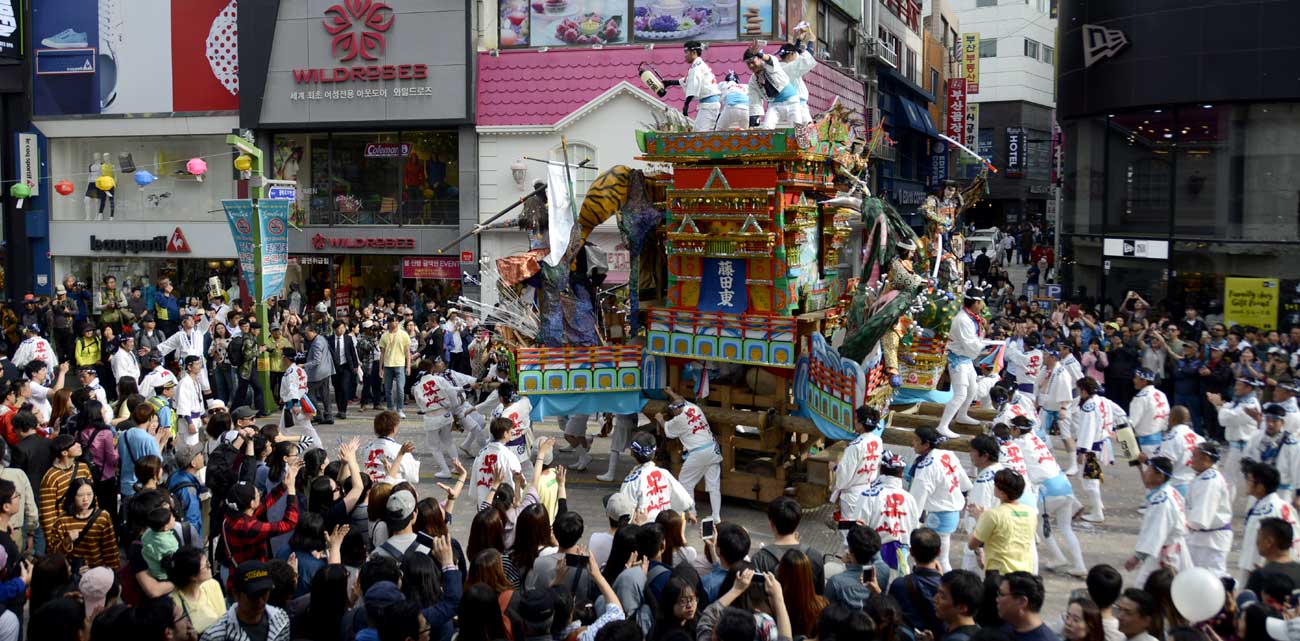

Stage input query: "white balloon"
[{"left": 1170, "top": 567, "right": 1226, "bottom": 623}]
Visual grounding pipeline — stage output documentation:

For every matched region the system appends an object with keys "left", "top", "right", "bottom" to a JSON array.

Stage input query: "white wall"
[
  {"left": 476, "top": 90, "right": 662, "bottom": 305},
  {"left": 949, "top": 0, "right": 1055, "bottom": 108}
]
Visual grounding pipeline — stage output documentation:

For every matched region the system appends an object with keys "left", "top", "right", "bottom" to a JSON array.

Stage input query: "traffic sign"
[{"left": 267, "top": 185, "right": 296, "bottom": 202}]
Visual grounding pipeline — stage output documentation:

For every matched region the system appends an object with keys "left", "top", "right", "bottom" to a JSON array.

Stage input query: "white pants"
[
  {"left": 716, "top": 104, "right": 748, "bottom": 130},
  {"left": 1040, "top": 494, "right": 1087, "bottom": 572},
  {"left": 424, "top": 413, "right": 455, "bottom": 474},
  {"left": 1189, "top": 529, "right": 1233, "bottom": 578},
  {"left": 458, "top": 408, "right": 487, "bottom": 453},
  {"left": 937, "top": 360, "right": 978, "bottom": 431},
  {"left": 796, "top": 99, "right": 811, "bottom": 124},
  {"left": 838, "top": 485, "right": 871, "bottom": 521},
  {"left": 679, "top": 443, "right": 723, "bottom": 519},
  {"left": 1225, "top": 441, "right": 1247, "bottom": 500},
  {"left": 760, "top": 100, "right": 801, "bottom": 129},
  {"left": 693, "top": 100, "right": 720, "bottom": 131},
  {"left": 563, "top": 414, "right": 591, "bottom": 440}
]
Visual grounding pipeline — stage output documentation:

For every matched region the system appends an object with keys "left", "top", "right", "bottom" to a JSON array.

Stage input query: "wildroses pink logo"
[{"left": 323, "top": 0, "right": 395, "bottom": 62}]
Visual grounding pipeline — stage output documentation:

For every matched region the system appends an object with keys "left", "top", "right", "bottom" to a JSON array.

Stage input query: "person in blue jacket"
[{"left": 167, "top": 444, "right": 205, "bottom": 539}]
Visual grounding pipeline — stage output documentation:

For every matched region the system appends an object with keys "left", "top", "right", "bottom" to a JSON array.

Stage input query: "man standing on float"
[{"left": 937, "top": 287, "right": 989, "bottom": 439}]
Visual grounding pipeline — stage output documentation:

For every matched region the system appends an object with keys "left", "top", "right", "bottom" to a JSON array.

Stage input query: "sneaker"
[
  {"left": 42, "top": 28, "right": 88, "bottom": 49},
  {"left": 435, "top": 470, "right": 453, "bottom": 480},
  {"left": 398, "top": 411, "right": 407, "bottom": 419},
  {"left": 574, "top": 449, "right": 592, "bottom": 471},
  {"left": 1081, "top": 512, "right": 1105, "bottom": 523},
  {"left": 596, "top": 472, "right": 617, "bottom": 482}
]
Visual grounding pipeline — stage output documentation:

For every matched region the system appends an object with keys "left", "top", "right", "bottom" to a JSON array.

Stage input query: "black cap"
[
  {"left": 519, "top": 589, "right": 557, "bottom": 624},
  {"left": 232, "top": 406, "right": 257, "bottom": 420},
  {"left": 234, "top": 560, "right": 274, "bottom": 594}
]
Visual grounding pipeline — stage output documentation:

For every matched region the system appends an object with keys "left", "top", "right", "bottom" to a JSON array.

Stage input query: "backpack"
[
  {"left": 206, "top": 443, "right": 241, "bottom": 531},
  {"left": 75, "top": 426, "right": 109, "bottom": 481},
  {"left": 227, "top": 336, "right": 247, "bottom": 368}
]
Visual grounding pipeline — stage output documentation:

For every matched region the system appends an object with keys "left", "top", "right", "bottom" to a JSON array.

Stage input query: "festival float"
[{"left": 461, "top": 103, "right": 992, "bottom": 507}]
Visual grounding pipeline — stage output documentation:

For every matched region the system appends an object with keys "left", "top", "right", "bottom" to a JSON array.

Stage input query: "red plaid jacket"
[{"left": 221, "top": 483, "right": 298, "bottom": 569}]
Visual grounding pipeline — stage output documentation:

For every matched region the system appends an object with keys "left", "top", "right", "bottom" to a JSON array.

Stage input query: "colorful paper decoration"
[
  {"left": 95, "top": 175, "right": 116, "bottom": 191},
  {"left": 9, "top": 183, "right": 29, "bottom": 208},
  {"left": 134, "top": 170, "right": 157, "bottom": 187},
  {"left": 54, "top": 180, "right": 74, "bottom": 196},
  {"left": 233, "top": 154, "right": 252, "bottom": 171},
  {"left": 186, "top": 158, "right": 208, "bottom": 177}
]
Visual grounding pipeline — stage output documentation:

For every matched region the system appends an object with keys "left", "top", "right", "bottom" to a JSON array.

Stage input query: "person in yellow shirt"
[
  {"left": 73, "top": 324, "right": 102, "bottom": 370},
  {"left": 378, "top": 317, "right": 412, "bottom": 418},
  {"left": 968, "top": 469, "right": 1038, "bottom": 574},
  {"left": 266, "top": 323, "right": 294, "bottom": 404}
]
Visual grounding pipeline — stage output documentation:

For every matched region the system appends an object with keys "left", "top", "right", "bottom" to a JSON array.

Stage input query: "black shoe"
[
  {"left": 337, "top": 413, "right": 348, "bottom": 420},
  {"left": 318, "top": 419, "right": 336, "bottom": 425}
]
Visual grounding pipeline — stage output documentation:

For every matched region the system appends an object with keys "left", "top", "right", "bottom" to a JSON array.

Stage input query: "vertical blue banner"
[
  {"left": 259, "top": 199, "right": 290, "bottom": 301},
  {"left": 698, "top": 257, "right": 747, "bottom": 313},
  {"left": 222, "top": 199, "right": 257, "bottom": 296}
]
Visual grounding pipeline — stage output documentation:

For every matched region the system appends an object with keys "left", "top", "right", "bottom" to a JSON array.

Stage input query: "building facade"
[
  {"left": 31, "top": 0, "right": 244, "bottom": 301},
  {"left": 950, "top": 0, "right": 1056, "bottom": 228},
  {"left": 1057, "top": 0, "right": 1300, "bottom": 320},
  {"left": 239, "top": 0, "right": 478, "bottom": 312}
]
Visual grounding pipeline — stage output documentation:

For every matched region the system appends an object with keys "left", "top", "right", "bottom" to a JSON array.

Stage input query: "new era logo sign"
[{"left": 1082, "top": 24, "right": 1128, "bottom": 68}]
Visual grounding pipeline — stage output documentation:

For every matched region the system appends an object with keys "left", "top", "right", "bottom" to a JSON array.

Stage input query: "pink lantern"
[{"left": 186, "top": 157, "right": 208, "bottom": 178}]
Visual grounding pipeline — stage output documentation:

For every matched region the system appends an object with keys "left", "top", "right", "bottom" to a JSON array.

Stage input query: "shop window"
[
  {"left": 48, "top": 135, "right": 235, "bottom": 222},
  {"left": 274, "top": 130, "right": 459, "bottom": 227},
  {"left": 979, "top": 38, "right": 997, "bottom": 58},
  {"left": 550, "top": 143, "right": 598, "bottom": 197}
]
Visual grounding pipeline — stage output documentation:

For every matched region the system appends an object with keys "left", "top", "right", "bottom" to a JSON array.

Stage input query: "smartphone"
[
  {"left": 862, "top": 567, "right": 875, "bottom": 584},
  {"left": 415, "top": 531, "right": 436, "bottom": 550},
  {"left": 1221, "top": 577, "right": 1237, "bottom": 594},
  {"left": 837, "top": 520, "right": 854, "bottom": 531},
  {"left": 752, "top": 573, "right": 766, "bottom": 586},
  {"left": 701, "top": 518, "right": 715, "bottom": 539},
  {"left": 565, "top": 553, "right": 589, "bottom": 567}
]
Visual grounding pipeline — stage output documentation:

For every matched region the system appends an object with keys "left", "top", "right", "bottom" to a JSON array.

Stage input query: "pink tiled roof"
[{"left": 478, "top": 42, "right": 866, "bottom": 127}]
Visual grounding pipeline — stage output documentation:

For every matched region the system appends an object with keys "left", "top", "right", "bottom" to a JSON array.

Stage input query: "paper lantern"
[
  {"left": 54, "top": 180, "right": 75, "bottom": 196},
  {"left": 134, "top": 170, "right": 157, "bottom": 187},
  {"left": 186, "top": 158, "right": 208, "bottom": 177},
  {"left": 95, "top": 175, "right": 116, "bottom": 191},
  {"left": 10, "top": 183, "right": 29, "bottom": 208},
  {"left": 233, "top": 154, "right": 252, "bottom": 171}
]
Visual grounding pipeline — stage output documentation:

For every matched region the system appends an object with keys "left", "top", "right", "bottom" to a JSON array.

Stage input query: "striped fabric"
[
  {"left": 38, "top": 463, "right": 92, "bottom": 534},
  {"left": 50, "top": 510, "right": 119, "bottom": 570}
]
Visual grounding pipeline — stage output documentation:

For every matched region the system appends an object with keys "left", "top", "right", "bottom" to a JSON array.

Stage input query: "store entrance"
[{"left": 286, "top": 255, "right": 463, "bottom": 321}]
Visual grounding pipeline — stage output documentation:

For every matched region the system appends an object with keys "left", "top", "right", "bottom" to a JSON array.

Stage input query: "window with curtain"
[{"left": 550, "top": 143, "right": 597, "bottom": 197}]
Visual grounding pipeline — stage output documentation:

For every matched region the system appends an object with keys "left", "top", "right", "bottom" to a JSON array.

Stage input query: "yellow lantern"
[
  {"left": 233, "top": 154, "right": 253, "bottom": 171},
  {"left": 95, "top": 175, "right": 116, "bottom": 191}
]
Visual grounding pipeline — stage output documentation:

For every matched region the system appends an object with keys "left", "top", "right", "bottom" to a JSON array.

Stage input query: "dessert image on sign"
[
  {"left": 532, "top": 0, "right": 628, "bottom": 45},
  {"left": 738, "top": 0, "right": 771, "bottom": 35},
  {"left": 632, "top": 0, "right": 718, "bottom": 40}
]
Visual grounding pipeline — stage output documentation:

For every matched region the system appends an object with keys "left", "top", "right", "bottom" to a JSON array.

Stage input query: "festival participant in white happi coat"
[
  {"left": 853, "top": 450, "right": 920, "bottom": 575},
  {"left": 468, "top": 417, "right": 525, "bottom": 505},
  {"left": 775, "top": 24, "right": 815, "bottom": 125},
  {"left": 936, "top": 287, "right": 989, "bottom": 439},
  {"left": 906, "top": 427, "right": 971, "bottom": 573},
  {"left": 413, "top": 357, "right": 462, "bottom": 480},
  {"left": 1272, "top": 380, "right": 1300, "bottom": 435},
  {"left": 714, "top": 72, "right": 751, "bottom": 131},
  {"left": 992, "top": 423, "right": 1037, "bottom": 508},
  {"left": 1124, "top": 457, "right": 1193, "bottom": 586},
  {"left": 676, "top": 41, "right": 721, "bottom": 131},
  {"left": 437, "top": 365, "right": 485, "bottom": 458},
  {"left": 831, "top": 406, "right": 885, "bottom": 520},
  {"left": 1072, "top": 378, "right": 1109, "bottom": 490},
  {"left": 1008, "top": 416, "right": 1086, "bottom": 576},
  {"left": 110, "top": 335, "right": 139, "bottom": 384},
  {"left": 962, "top": 435, "right": 1017, "bottom": 572},
  {"left": 76, "top": 366, "right": 113, "bottom": 425},
  {"left": 138, "top": 351, "right": 176, "bottom": 399},
  {"left": 362, "top": 410, "right": 420, "bottom": 485},
  {"left": 743, "top": 42, "right": 800, "bottom": 129},
  {"left": 619, "top": 432, "right": 695, "bottom": 521},
  {"left": 1038, "top": 347, "right": 1080, "bottom": 474},
  {"left": 1129, "top": 369, "right": 1171, "bottom": 456},
  {"left": 13, "top": 325, "right": 56, "bottom": 371},
  {"left": 1185, "top": 442, "right": 1234, "bottom": 578},
  {"left": 1004, "top": 332, "right": 1045, "bottom": 398},
  {"left": 277, "top": 349, "right": 320, "bottom": 450},
  {"left": 174, "top": 356, "right": 206, "bottom": 447},
  {"left": 1147, "top": 406, "right": 1203, "bottom": 496},
  {"left": 1240, "top": 461, "right": 1300, "bottom": 574},
  {"left": 1214, "top": 377, "right": 1263, "bottom": 496},
  {"left": 989, "top": 383, "right": 1038, "bottom": 429},
  {"left": 1246, "top": 404, "right": 1300, "bottom": 501},
  {"left": 157, "top": 311, "right": 213, "bottom": 393},
  {"left": 656, "top": 387, "right": 723, "bottom": 520},
  {"left": 490, "top": 382, "right": 536, "bottom": 479}
]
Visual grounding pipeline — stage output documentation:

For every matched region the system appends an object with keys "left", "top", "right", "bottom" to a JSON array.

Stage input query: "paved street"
[{"left": 310, "top": 410, "right": 1161, "bottom": 620}]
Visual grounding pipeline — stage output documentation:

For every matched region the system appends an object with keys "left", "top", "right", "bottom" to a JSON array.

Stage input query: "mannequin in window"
[{"left": 84, "top": 153, "right": 103, "bottom": 221}]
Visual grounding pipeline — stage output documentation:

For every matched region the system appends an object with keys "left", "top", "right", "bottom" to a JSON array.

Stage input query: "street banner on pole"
[
  {"left": 259, "top": 199, "right": 290, "bottom": 301},
  {"left": 222, "top": 199, "right": 258, "bottom": 296}
]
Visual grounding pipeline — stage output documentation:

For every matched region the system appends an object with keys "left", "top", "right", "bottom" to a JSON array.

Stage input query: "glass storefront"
[
  {"left": 286, "top": 255, "right": 463, "bottom": 316},
  {"left": 272, "top": 130, "right": 460, "bottom": 227},
  {"left": 68, "top": 257, "right": 242, "bottom": 307}
]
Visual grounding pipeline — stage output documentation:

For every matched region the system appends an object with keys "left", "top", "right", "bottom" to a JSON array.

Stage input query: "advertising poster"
[
  {"left": 946, "top": 78, "right": 966, "bottom": 144},
  {"left": 221, "top": 199, "right": 258, "bottom": 296},
  {"left": 1225, "top": 277, "right": 1279, "bottom": 331},
  {"left": 500, "top": 0, "right": 530, "bottom": 46},
  {"left": 632, "top": 0, "right": 769, "bottom": 41},
  {"left": 0, "top": 0, "right": 22, "bottom": 60},
  {"left": 531, "top": 0, "right": 628, "bottom": 46},
  {"left": 402, "top": 257, "right": 462, "bottom": 280},
  {"left": 259, "top": 199, "right": 290, "bottom": 301},
  {"left": 32, "top": 0, "right": 238, "bottom": 116},
  {"left": 1280, "top": 279, "right": 1300, "bottom": 330}
]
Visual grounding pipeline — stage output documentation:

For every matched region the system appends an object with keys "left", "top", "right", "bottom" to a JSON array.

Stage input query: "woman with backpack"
[
  {"left": 47, "top": 477, "right": 118, "bottom": 571},
  {"left": 72, "top": 399, "right": 118, "bottom": 519}
]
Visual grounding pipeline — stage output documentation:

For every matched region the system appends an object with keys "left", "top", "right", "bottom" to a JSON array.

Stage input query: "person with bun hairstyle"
[{"left": 220, "top": 454, "right": 303, "bottom": 579}]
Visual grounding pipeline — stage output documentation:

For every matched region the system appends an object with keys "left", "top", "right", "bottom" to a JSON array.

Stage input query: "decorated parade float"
[{"left": 463, "top": 103, "right": 990, "bottom": 507}]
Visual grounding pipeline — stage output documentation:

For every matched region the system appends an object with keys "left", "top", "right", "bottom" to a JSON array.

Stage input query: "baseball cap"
[
  {"left": 234, "top": 560, "right": 274, "bottom": 594},
  {"left": 605, "top": 493, "right": 635, "bottom": 522},
  {"left": 364, "top": 581, "right": 406, "bottom": 608},
  {"left": 55, "top": 285, "right": 66, "bottom": 295},
  {"left": 174, "top": 443, "right": 204, "bottom": 470},
  {"left": 386, "top": 489, "right": 417, "bottom": 521},
  {"left": 1266, "top": 616, "right": 1300, "bottom": 641},
  {"left": 232, "top": 406, "right": 257, "bottom": 420},
  {"left": 158, "top": 379, "right": 177, "bottom": 389},
  {"left": 79, "top": 567, "right": 116, "bottom": 621}
]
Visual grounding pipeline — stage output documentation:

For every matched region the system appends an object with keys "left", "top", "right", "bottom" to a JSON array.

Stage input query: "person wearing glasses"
[{"left": 994, "top": 572, "right": 1058, "bottom": 641}]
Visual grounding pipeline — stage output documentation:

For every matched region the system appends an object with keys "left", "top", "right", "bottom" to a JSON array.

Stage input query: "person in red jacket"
[{"left": 219, "top": 458, "right": 301, "bottom": 583}]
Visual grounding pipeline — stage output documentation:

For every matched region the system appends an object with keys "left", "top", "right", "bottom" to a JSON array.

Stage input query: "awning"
[{"left": 898, "top": 96, "right": 940, "bottom": 138}]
